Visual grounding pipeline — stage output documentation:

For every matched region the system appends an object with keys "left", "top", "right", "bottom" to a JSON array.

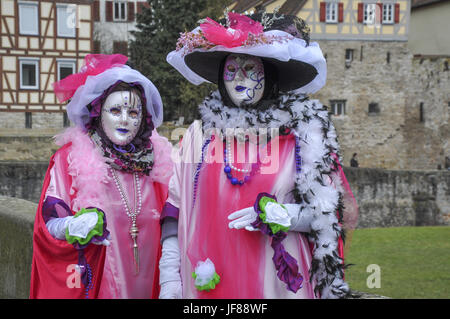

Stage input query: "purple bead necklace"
[
  {"left": 192, "top": 138, "right": 212, "bottom": 208},
  {"left": 223, "top": 138, "right": 260, "bottom": 186},
  {"left": 192, "top": 134, "right": 302, "bottom": 207},
  {"left": 295, "top": 135, "right": 302, "bottom": 173}
]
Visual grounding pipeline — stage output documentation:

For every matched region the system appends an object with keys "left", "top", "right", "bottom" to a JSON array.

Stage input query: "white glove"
[
  {"left": 46, "top": 213, "right": 111, "bottom": 246},
  {"left": 46, "top": 216, "right": 74, "bottom": 240},
  {"left": 227, "top": 207, "right": 259, "bottom": 231},
  {"left": 228, "top": 203, "right": 313, "bottom": 233},
  {"left": 159, "top": 236, "right": 182, "bottom": 299}
]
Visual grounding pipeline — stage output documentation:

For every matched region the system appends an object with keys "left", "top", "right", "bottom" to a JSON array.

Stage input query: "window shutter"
[
  {"left": 128, "top": 2, "right": 135, "bottom": 22},
  {"left": 338, "top": 2, "right": 344, "bottom": 22},
  {"left": 394, "top": 3, "right": 400, "bottom": 23},
  {"left": 357, "top": 3, "right": 364, "bottom": 23},
  {"left": 377, "top": 3, "right": 383, "bottom": 22},
  {"left": 105, "top": 1, "right": 113, "bottom": 22},
  {"left": 320, "top": 2, "right": 326, "bottom": 22},
  {"left": 137, "top": 1, "right": 150, "bottom": 14},
  {"left": 113, "top": 41, "right": 128, "bottom": 56},
  {"left": 137, "top": 2, "right": 143, "bottom": 14},
  {"left": 93, "top": 0, "right": 100, "bottom": 22},
  {"left": 93, "top": 40, "right": 101, "bottom": 54}
]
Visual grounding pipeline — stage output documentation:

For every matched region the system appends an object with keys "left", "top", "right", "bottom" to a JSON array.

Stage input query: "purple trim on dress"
[
  {"left": 42, "top": 196, "right": 72, "bottom": 223},
  {"left": 160, "top": 202, "right": 180, "bottom": 224},
  {"left": 251, "top": 192, "right": 304, "bottom": 293},
  {"left": 72, "top": 206, "right": 110, "bottom": 298}
]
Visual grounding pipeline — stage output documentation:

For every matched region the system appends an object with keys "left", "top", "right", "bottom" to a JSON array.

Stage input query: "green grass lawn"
[{"left": 344, "top": 226, "right": 450, "bottom": 299}]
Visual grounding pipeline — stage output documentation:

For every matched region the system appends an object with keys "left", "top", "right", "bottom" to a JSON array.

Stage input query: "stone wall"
[
  {"left": 312, "top": 40, "right": 449, "bottom": 170},
  {"left": 0, "top": 161, "right": 448, "bottom": 229},
  {"left": 0, "top": 161, "right": 48, "bottom": 202},
  {"left": 403, "top": 56, "right": 450, "bottom": 171},
  {"left": 0, "top": 112, "right": 65, "bottom": 130},
  {"left": 312, "top": 41, "right": 413, "bottom": 169},
  {"left": 0, "top": 134, "right": 58, "bottom": 162},
  {"left": 345, "top": 167, "right": 450, "bottom": 228}
]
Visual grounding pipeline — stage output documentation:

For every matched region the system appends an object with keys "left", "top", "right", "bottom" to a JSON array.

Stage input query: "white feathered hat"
[
  {"left": 53, "top": 54, "right": 164, "bottom": 129},
  {"left": 167, "top": 12, "right": 327, "bottom": 94}
]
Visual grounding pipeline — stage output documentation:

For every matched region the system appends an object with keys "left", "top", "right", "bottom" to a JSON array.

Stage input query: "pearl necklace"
[
  {"left": 225, "top": 139, "right": 250, "bottom": 173},
  {"left": 110, "top": 168, "right": 142, "bottom": 275},
  {"left": 223, "top": 138, "right": 261, "bottom": 186}
]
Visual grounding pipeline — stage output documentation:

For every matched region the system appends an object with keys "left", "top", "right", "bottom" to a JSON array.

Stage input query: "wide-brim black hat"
[
  {"left": 167, "top": 13, "right": 326, "bottom": 94},
  {"left": 184, "top": 50, "right": 318, "bottom": 92}
]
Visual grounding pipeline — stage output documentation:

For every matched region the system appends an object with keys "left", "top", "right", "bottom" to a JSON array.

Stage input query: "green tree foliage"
[{"left": 130, "top": 0, "right": 231, "bottom": 123}]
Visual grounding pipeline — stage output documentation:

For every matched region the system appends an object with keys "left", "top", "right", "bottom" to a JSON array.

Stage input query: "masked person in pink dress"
[
  {"left": 30, "top": 54, "right": 173, "bottom": 299},
  {"left": 158, "top": 13, "right": 358, "bottom": 299}
]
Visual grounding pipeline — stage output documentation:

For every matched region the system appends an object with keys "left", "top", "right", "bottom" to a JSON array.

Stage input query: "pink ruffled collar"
[{"left": 54, "top": 127, "right": 173, "bottom": 186}]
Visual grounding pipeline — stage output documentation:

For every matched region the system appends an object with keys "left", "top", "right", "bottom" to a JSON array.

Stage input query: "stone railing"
[
  {"left": 344, "top": 167, "right": 450, "bottom": 228},
  {"left": 1, "top": 162, "right": 448, "bottom": 228},
  {"left": 0, "top": 196, "right": 36, "bottom": 298}
]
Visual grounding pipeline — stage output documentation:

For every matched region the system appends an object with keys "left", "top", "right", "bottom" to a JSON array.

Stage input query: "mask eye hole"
[
  {"left": 226, "top": 64, "right": 236, "bottom": 72},
  {"left": 244, "top": 64, "right": 254, "bottom": 72},
  {"left": 129, "top": 110, "right": 139, "bottom": 118},
  {"left": 110, "top": 107, "right": 121, "bottom": 115}
]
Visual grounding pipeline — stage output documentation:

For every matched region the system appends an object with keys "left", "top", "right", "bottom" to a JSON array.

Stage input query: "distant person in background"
[
  {"left": 445, "top": 156, "right": 450, "bottom": 170},
  {"left": 350, "top": 153, "right": 359, "bottom": 168}
]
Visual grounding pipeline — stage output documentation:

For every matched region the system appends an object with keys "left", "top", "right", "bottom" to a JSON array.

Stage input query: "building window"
[
  {"left": 19, "top": 59, "right": 39, "bottom": 90},
  {"left": 25, "top": 112, "right": 32, "bottom": 129},
  {"left": 18, "top": 2, "right": 39, "bottom": 35},
  {"left": 330, "top": 100, "right": 346, "bottom": 116},
  {"left": 345, "top": 49, "right": 353, "bottom": 68},
  {"left": 114, "top": 1, "right": 127, "bottom": 21},
  {"left": 419, "top": 102, "right": 424, "bottom": 123},
  {"left": 325, "top": 2, "right": 338, "bottom": 23},
  {"left": 368, "top": 102, "right": 380, "bottom": 115},
  {"left": 382, "top": 3, "right": 394, "bottom": 24},
  {"left": 363, "top": 3, "right": 377, "bottom": 24},
  {"left": 57, "top": 4, "right": 77, "bottom": 37},
  {"left": 345, "top": 49, "right": 354, "bottom": 62},
  {"left": 57, "top": 60, "right": 76, "bottom": 81}
]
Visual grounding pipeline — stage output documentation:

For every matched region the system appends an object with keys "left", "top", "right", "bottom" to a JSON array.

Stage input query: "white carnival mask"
[
  {"left": 223, "top": 54, "right": 265, "bottom": 107},
  {"left": 101, "top": 90, "right": 143, "bottom": 146}
]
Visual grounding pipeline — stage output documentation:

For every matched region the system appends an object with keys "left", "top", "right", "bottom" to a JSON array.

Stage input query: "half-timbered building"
[
  {"left": 92, "top": 0, "right": 149, "bottom": 55},
  {"left": 0, "top": 0, "right": 93, "bottom": 129}
]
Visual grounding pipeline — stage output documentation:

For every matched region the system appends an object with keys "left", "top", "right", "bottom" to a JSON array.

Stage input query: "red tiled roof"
[
  {"left": 412, "top": 0, "right": 449, "bottom": 9},
  {"left": 232, "top": 0, "right": 263, "bottom": 13},
  {"left": 279, "top": 0, "right": 308, "bottom": 15}
]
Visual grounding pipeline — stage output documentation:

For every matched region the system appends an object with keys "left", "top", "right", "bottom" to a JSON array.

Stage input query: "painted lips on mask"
[{"left": 235, "top": 86, "right": 246, "bottom": 92}]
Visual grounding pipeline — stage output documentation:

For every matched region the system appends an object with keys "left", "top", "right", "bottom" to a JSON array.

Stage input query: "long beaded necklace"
[
  {"left": 223, "top": 137, "right": 261, "bottom": 186},
  {"left": 110, "top": 168, "right": 142, "bottom": 275}
]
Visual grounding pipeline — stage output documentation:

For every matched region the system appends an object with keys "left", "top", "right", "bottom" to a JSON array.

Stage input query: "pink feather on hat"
[
  {"left": 200, "top": 13, "right": 263, "bottom": 48},
  {"left": 53, "top": 54, "right": 128, "bottom": 103}
]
